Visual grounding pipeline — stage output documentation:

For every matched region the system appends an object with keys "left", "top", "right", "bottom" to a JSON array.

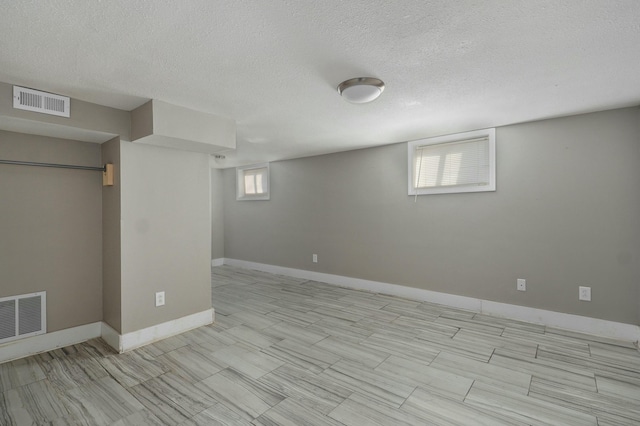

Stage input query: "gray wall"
[
  {"left": 0, "top": 130, "right": 103, "bottom": 332},
  {"left": 223, "top": 107, "right": 640, "bottom": 325},
  {"left": 102, "top": 137, "right": 122, "bottom": 332},
  {"left": 211, "top": 169, "right": 225, "bottom": 260},
  {"left": 120, "top": 142, "right": 211, "bottom": 334},
  {"left": 0, "top": 81, "right": 131, "bottom": 142}
]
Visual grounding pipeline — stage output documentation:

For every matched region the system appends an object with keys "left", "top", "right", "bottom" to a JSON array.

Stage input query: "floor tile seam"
[
  {"left": 436, "top": 316, "right": 507, "bottom": 331},
  {"left": 591, "top": 348, "right": 640, "bottom": 366},
  {"left": 526, "top": 373, "right": 533, "bottom": 397},
  {"left": 205, "top": 394, "right": 270, "bottom": 422},
  {"left": 259, "top": 366, "right": 355, "bottom": 407},
  {"left": 331, "top": 360, "right": 421, "bottom": 398},
  {"left": 487, "top": 348, "right": 497, "bottom": 363},
  {"left": 462, "top": 379, "right": 476, "bottom": 401},
  {"left": 350, "top": 389, "right": 420, "bottom": 419},
  {"left": 530, "top": 376, "right": 639, "bottom": 403},
  {"left": 57, "top": 382, "right": 121, "bottom": 422},
  {"left": 587, "top": 355, "right": 640, "bottom": 371},
  {"left": 397, "top": 386, "right": 420, "bottom": 411},
  {"left": 561, "top": 375, "right": 640, "bottom": 409},
  {"left": 324, "top": 397, "right": 362, "bottom": 426},
  {"left": 329, "top": 389, "right": 406, "bottom": 414},
  {"left": 455, "top": 327, "right": 541, "bottom": 344},
  {"left": 446, "top": 325, "right": 462, "bottom": 339},
  {"left": 544, "top": 329, "right": 629, "bottom": 349},
  {"left": 175, "top": 389, "right": 234, "bottom": 421},
  {"left": 430, "top": 354, "right": 533, "bottom": 393},
  {"left": 35, "top": 389, "right": 81, "bottom": 425},
  {"left": 501, "top": 337, "right": 591, "bottom": 353},
  {"left": 526, "top": 389, "right": 640, "bottom": 422},
  {"left": 395, "top": 395, "right": 459, "bottom": 426},
  {"left": 263, "top": 344, "right": 333, "bottom": 370},
  {"left": 537, "top": 350, "right": 640, "bottom": 374},
  {"left": 464, "top": 395, "right": 572, "bottom": 426},
  {"left": 125, "top": 366, "right": 174, "bottom": 393},
  {"left": 45, "top": 369, "right": 102, "bottom": 401},
  {"left": 4, "top": 375, "right": 67, "bottom": 407},
  {"left": 82, "top": 354, "right": 141, "bottom": 395},
  {"left": 406, "top": 384, "right": 512, "bottom": 425},
  {"left": 0, "top": 374, "right": 48, "bottom": 395},
  {"left": 133, "top": 373, "right": 218, "bottom": 418},
  {"left": 469, "top": 381, "right": 579, "bottom": 412},
  {"left": 488, "top": 355, "right": 598, "bottom": 385},
  {"left": 221, "top": 366, "right": 289, "bottom": 398},
  {"left": 261, "top": 396, "right": 348, "bottom": 426}
]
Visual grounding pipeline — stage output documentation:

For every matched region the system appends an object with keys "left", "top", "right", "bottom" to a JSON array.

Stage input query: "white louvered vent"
[
  {"left": 13, "top": 86, "right": 70, "bottom": 117},
  {"left": 0, "top": 292, "right": 46, "bottom": 344}
]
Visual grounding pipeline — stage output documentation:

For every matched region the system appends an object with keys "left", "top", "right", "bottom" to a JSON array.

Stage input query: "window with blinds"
[
  {"left": 408, "top": 129, "right": 496, "bottom": 196},
  {"left": 236, "top": 163, "right": 270, "bottom": 200}
]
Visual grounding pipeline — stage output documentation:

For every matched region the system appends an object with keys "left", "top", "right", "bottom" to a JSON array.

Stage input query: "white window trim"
[
  {"left": 407, "top": 128, "right": 496, "bottom": 196},
  {"left": 236, "top": 163, "right": 270, "bottom": 201}
]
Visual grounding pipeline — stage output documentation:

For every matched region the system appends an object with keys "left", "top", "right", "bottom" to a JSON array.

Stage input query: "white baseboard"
[
  {"left": 102, "top": 308, "right": 215, "bottom": 353},
  {"left": 100, "top": 322, "right": 121, "bottom": 352},
  {"left": 211, "top": 258, "right": 225, "bottom": 267},
  {"left": 222, "top": 258, "right": 640, "bottom": 344},
  {"left": 0, "top": 322, "right": 102, "bottom": 364},
  {"left": 0, "top": 309, "right": 217, "bottom": 363}
]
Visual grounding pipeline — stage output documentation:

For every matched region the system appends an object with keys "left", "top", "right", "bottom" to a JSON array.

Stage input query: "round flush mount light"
[{"left": 337, "top": 77, "right": 385, "bottom": 103}]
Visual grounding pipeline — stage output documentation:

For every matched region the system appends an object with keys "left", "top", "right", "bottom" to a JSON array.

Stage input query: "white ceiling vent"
[
  {"left": 0, "top": 291, "right": 47, "bottom": 344},
  {"left": 13, "top": 86, "right": 70, "bottom": 117}
]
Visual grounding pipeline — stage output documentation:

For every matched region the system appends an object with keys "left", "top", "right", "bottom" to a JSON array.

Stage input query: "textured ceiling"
[{"left": 1, "top": 1, "right": 639, "bottom": 167}]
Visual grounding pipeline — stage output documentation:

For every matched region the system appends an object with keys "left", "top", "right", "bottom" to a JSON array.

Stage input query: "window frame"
[
  {"left": 407, "top": 128, "right": 496, "bottom": 196},
  {"left": 236, "top": 163, "right": 270, "bottom": 201}
]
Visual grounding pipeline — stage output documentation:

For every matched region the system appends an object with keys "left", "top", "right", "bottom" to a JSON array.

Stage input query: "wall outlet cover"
[
  {"left": 155, "top": 291, "right": 165, "bottom": 307},
  {"left": 579, "top": 286, "right": 591, "bottom": 302},
  {"left": 517, "top": 279, "right": 526, "bottom": 291}
]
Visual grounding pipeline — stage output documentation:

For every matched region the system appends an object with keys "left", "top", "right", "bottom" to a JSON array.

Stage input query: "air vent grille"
[
  {"left": 0, "top": 292, "right": 46, "bottom": 344},
  {"left": 19, "top": 296, "right": 42, "bottom": 335},
  {"left": 0, "top": 301, "right": 16, "bottom": 341},
  {"left": 13, "top": 86, "right": 70, "bottom": 117}
]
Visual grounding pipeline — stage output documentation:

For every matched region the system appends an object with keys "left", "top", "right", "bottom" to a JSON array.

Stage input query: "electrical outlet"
[
  {"left": 312, "top": 254, "right": 318, "bottom": 263},
  {"left": 155, "top": 291, "right": 165, "bottom": 307},
  {"left": 579, "top": 286, "right": 591, "bottom": 301},
  {"left": 517, "top": 279, "right": 526, "bottom": 291}
]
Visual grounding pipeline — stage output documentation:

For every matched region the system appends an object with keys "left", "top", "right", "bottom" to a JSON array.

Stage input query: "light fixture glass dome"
[{"left": 337, "top": 77, "right": 385, "bottom": 103}]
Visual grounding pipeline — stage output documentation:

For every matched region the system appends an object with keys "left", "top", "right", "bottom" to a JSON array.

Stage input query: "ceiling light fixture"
[{"left": 337, "top": 77, "right": 385, "bottom": 103}]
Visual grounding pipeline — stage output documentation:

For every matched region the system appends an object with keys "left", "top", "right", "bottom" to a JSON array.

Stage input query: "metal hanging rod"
[{"left": 0, "top": 159, "right": 106, "bottom": 172}]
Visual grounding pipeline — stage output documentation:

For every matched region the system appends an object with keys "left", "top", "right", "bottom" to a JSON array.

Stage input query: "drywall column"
[
  {"left": 102, "top": 137, "right": 122, "bottom": 332},
  {"left": 120, "top": 142, "right": 212, "bottom": 334}
]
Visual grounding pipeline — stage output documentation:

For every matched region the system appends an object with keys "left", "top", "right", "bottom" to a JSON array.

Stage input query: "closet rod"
[{"left": 0, "top": 159, "right": 106, "bottom": 172}]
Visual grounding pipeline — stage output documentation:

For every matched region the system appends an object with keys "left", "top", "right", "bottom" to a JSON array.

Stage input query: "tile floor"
[{"left": 1, "top": 265, "right": 639, "bottom": 425}]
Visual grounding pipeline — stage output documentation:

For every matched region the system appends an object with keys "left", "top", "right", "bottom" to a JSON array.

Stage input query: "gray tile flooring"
[{"left": 1, "top": 265, "right": 639, "bottom": 425}]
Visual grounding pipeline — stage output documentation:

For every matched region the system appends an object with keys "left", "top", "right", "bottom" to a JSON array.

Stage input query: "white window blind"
[
  {"left": 408, "top": 129, "right": 495, "bottom": 196},
  {"left": 243, "top": 167, "right": 267, "bottom": 195},
  {"left": 414, "top": 137, "right": 489, "bottom": 189},
  {"left": 236, "top": 163, "right": 270, "bottom": 200}
]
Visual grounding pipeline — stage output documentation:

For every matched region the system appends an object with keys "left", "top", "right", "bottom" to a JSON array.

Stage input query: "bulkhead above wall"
[
  {"left": 0, "top": 81, "right": 131, "bottom": 143},
  {"left": 0, "top": 81, "right": 237, "bottom": 156},
  {"left": 131, "top": 99, "right": 236, "bottom": 155}
]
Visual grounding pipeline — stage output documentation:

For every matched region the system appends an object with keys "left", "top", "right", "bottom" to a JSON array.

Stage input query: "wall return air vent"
[
  {"left": 13, "top": 86, "right": 70, "bottom": 117},
  {"left": 0, "top": 292, "right": 47, "bottom": 344}
]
